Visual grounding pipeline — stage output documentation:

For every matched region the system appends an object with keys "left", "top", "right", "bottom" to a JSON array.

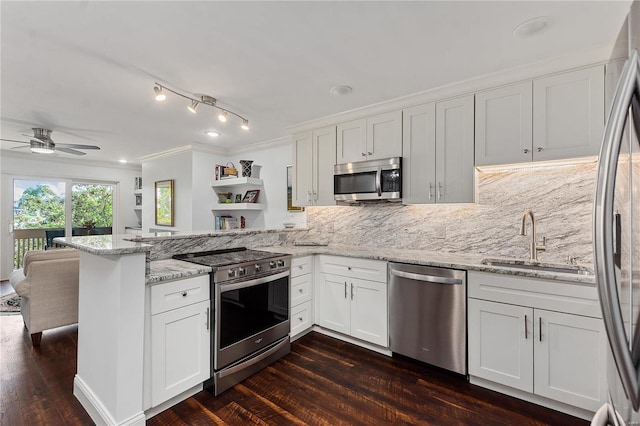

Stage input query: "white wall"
[
  {"left": 0, "top": 151, "right": 141, "bottom": 279},
  {"left": 191, "top": 149, "right": 224, "bottom": 232}
]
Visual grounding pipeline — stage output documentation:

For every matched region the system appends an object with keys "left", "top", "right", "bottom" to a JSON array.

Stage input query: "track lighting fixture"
[
  {"left": 154, "top": 86, "right": 166, "bottom": 101},
  {"left": 152, "top": 82, "right": 249, "bottom": 131}
]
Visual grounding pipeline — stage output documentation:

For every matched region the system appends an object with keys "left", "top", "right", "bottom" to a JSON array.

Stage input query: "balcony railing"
[{"left": 12, "top": 227, "right": 112, "bottom": 269}]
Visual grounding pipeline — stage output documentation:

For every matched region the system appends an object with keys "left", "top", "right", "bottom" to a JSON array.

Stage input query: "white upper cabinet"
[
  {"left": 435, "top": 95, "right": 475, "bottom": 203},
  {"left": 475, "top": 82, "right": 533, "bottom": 166},
  {"left": 475, "top": 65, "right": 605, "bottom": 166},
  {"left": 292, "top": 126, "right": 336, "bottom": 207},
  {"left": 403, "top": 96, "right": 474, "bottom": 204},
  {"left": 337, "top": 110, "right": 402, "bottom": 163},
  {"left": 533, "top": 65, "right": 605, "bottom": 161}
]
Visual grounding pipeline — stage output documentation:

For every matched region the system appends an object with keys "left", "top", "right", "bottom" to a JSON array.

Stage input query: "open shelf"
[
  {"left": 211, "top": 177, "right": 263, "bottom": 187},
  {"left": 211, "top": 203, "right": 263, "bottom": 211}
]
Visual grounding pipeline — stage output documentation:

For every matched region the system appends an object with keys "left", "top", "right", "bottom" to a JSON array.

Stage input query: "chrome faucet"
[{"left": 519, "top": 209, "right": 546, "bottom": 262}]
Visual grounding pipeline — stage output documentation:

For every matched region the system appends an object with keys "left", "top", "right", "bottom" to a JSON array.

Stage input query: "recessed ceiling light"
[
  {"left": 513, "top": 16, "right": 552, "bottom": 39},
  {"left": 205, "top": 130, "right": 220, "bottom": 138},
  {"left": 118, "top": 159, "right": 128, "bottom": 163},
  {"left": 330, "top": 85, "right": 353, "bottom": 96}
]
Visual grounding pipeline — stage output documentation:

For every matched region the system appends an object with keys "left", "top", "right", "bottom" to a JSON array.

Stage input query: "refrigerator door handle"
[{"left": 594, "top": 49, "right": 640, "bottom": 410}]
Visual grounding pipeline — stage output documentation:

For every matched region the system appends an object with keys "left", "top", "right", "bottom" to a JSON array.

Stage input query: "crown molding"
[
  {"left": 288, "top": 43, "right": 615, "bottom": 134},
  {"left": 0, "top": 149, "right": 142, "bottom": 172},
  {"left": 226, "top": 136, "right": 291, "bottom": 156},
  {"left": 139, "top": 143, "right": 225, "bottom": 162}
]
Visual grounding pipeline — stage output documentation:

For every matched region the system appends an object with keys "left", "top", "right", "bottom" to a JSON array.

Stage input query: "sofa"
[{"left": 8, "top": 249, "right": 80, "bottom": 346}]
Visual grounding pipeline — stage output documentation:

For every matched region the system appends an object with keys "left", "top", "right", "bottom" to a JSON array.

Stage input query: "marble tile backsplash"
[{"left": 296, "top": 162, "right": 597, "bottom": 266}]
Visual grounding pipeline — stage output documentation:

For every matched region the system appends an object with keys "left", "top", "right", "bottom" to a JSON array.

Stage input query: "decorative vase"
[
  {"left": 240, "top": 160, "right": 253, "bottom": 177},
  {"left": 251, "top": 164, "right": 262, "bottom": 179}
]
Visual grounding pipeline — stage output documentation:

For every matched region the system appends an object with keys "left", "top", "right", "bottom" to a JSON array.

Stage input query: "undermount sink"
[{"left": 481, "top": 258, "right": 593, "bottom": 276}]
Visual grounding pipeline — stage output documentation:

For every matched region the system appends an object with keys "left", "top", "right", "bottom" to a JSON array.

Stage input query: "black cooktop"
[{"left": 173, "top": 247, "right": 285, "bottom": 268}]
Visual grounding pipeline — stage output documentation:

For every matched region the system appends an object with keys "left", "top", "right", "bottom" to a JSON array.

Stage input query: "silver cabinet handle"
[
  {"left": 437, "top": 182, "right": 442, "bottom": 200},
  {"left": 361, "top": 152, "right": 366, "bottom": 156},
  {"left": 367, "top": 151, "right": 373, "bottom": 155},
  {"left": 428, "top": 183, "right": 433, "bottom": 200},
  {"left": 594, "top": 49, "right": 640, "bottom": 410},
  {"left": 539, "top": 317, "right": 542, "bottom": 342},
  {"left": 205, "top": 307, "right": 210, "bottom": 331},
  {"left": 523, "top": 148, "right": 530, "bottom": 154},
  {"left": 344, "top": 281, "right": 347, "bottom": 299},
  {"left": 524, "top": 314, "right": 528, "bottom": 339},
  {"left": 390, "top": 269, "right": 463, "bottom": 285},
  {"left": 351, "top": 283, "right": 354, "bottom": 300},
  {"left": 537, "top": 147, "right": 543, "bottom": 152},
  {"left": 375, "top": 168, "right": 382, "bottom": 197}
]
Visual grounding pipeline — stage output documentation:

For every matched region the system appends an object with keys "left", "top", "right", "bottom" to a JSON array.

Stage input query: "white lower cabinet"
[
  {"left": 315, "top": 256, "right": 388, "bottom": 347},
  {"left": 468, "top": 271, "right": 606, "bottom": 414},
  {"left": 290, "top": 256, "right": 314, "bottom": 340},
  {"left": 147, "top": 275, "right": 211, "bottom": 408}
]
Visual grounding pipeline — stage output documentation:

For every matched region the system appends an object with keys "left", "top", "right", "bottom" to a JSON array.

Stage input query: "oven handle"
[
  {"left": 217, "top": 337, "right": 290, "bottom": 379},
  {"left": 217, "top": 270, "right": 290, "bottom": 292}
]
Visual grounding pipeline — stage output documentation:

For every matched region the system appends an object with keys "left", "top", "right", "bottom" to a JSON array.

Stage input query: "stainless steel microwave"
[{"left": 334, "top": 157, "right": 401, "bottom": 202}]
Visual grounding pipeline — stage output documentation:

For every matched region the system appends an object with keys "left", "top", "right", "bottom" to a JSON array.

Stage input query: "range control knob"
[
  {"left": 277, "top": 259, "right": 285, "bottom": 267},
  {"left": 227, "top": 268, "right": 237, "bottom": 278},
  {"left": 269, "top": 261, "right": 277, "bottom": 269},
  {"left": 238, "top": 267, "right": 247, "bottom": 277},
  {"left": 255, "top": 264, "right": 263, "bottom": 273}
]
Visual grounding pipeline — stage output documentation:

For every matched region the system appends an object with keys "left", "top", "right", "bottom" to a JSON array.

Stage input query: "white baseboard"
[
  {"left": 74, "top": 375, "right": 145, "bottom": 426},
  {"left": 469, "top": 376, "right": 594, "bottom": 421},
  {"left": 144, "top": 383, "right": 203, "bottom": 420},
  {"left": 310, "top": 326, "right": 392, "bottom": 357}
]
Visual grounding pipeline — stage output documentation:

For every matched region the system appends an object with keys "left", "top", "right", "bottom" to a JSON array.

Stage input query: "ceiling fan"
[{"left": 1, "top": 128, "right": 100, "bottom": 155}]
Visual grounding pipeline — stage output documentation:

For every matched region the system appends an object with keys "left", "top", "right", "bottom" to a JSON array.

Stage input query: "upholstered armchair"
[{"left": 8, "top": 249, "right": 80, "bottom": 345}]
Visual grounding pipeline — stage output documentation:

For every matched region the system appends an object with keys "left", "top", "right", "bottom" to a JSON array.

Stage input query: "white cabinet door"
[
  {"left": 350, "top": 278, "right": 388, "bottom": 347},
  {"left": 402, "top": 102, "right": 436, "bottom": 204},
  {"left": 337, "top": 119, "right": 366, "bottom": 164},
  {"left": 435, "top": 95, "right": 475, "bottom": 203},
  {"left": 468, "top": 299, "right": 533, "bottom": 392},
  {"left": 475, "top": 82, "right": 533, "bottom": 166},
  {"left": 292, "top": 131, "right": 313, "bottom": 207},
  {"left": 534, "top": 309, "right": 606, "bottom": 412},
  {"left": 317, "top": 273, "right": 350, "bottom": 335},
  {"left": 533, "top": 65, "right": 604, "bottom": 161},
  {"left": 150, "top": 299, "right": 210, "bottom": 407},
  {"left": 312, "top": 125, "right": 337, "bottom": 206},
  {"left": 366, "top": 110, "right": 403, "bottom": 161}
]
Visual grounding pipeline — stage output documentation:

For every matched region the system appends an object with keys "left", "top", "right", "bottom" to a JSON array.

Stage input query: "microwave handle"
[{"left": 376, "top": 168, "right": 382, "bottom": 196}]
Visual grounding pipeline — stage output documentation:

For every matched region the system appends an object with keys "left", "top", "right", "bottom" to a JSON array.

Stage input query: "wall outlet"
[{"left": 435, "top": 225, "right": 446, "bottom": 239}]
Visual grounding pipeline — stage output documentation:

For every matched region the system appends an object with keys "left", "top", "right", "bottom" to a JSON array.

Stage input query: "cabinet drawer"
[
  {"left": 291, "top": 300, "right": 313, "bottom": 338},
  {"left": 291, "top": 274, "right": 312, "bottom": 306},
  {"left": 150, "top": 275, "right": 209, "bottom": 315},
  {"left": 317, "top": 255, "right": 387, "bottom": 283},
  {"left": 291, "top": 256, "right": 313, "bottom": 278}
]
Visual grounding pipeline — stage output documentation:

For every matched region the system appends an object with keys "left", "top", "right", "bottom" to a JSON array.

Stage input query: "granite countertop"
[
  {"left": 55, "top": 234, "right": 152, "bottom": 255},
  {"left": 127, "top": 227, "right": 305, "bottom": 242},
  {"left": 146, "top": 259, "right": 211, "bottom": 284},
  {"left": 256, "top": 244, "right": 596, "bottom": 285}
]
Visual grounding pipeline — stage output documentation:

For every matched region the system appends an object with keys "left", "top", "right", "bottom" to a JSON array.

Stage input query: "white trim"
[
  {"left": 74, "top": 374, "right": 147, "bottom": 426},
  {"left": 469, "top": 376, "right": 594, "bottom": 421},
  {"left": 139, "top": 143, "right": 225, "bottom": 162},
  {"left": 144, "top": 383, "right": 203, "bottom": 421},
  {"left": 226, "top": 136, "right": 291, "bottom": 155},
  {"left": 310, "top": 326, "right": 392, "bottom": 357}
]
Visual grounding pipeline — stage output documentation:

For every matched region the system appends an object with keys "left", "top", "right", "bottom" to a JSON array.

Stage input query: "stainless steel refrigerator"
[{"left": 593, "top": 1, "right": 640, "bottom": 424}]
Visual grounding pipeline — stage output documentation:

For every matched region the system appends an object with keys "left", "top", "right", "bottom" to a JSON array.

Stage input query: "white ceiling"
[{"left": 0, "top": 1, "right": 632, "bottom": 165}]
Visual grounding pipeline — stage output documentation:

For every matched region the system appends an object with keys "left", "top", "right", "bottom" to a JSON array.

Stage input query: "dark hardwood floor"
[{"left": 0, "top": 313, "right": 588, "bottom": 425}]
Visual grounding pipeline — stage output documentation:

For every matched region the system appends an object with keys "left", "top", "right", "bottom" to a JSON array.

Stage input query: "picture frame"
[
  {"left": 235, "top": 194, "right": 242, "bottom": 203},
  {"left": 242, "top": 189, "right": 260, "bottom": 203},
  {"left": 155, "top": 179, "right": 174, "bottom": 226}
]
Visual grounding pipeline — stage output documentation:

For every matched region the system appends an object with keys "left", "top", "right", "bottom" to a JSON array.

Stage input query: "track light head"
[
  {"left": 188, "top": 100, "right": 199, "bottom": 114},
  {"left": 241, "top": 119, "right": 250, "bottom": 130},
  {"left": 218, "top": 111, "right": 228, "bottom": 123},
  {"left": 154, "top": 86, "right": 166, "bottom": 101}
]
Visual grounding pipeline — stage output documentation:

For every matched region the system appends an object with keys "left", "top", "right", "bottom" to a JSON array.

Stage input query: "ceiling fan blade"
[
  {"left": 57, "top": 147, "right": 86, "bottom": 155},
  {"left": 22, "top": 134, "right": 45, "bottom": 143},
  {"left": 0, "top": 138, "right": 29, "bottom": 144},
  {"left": 55, "top": 143, "right": 100, "bottom": 150}
]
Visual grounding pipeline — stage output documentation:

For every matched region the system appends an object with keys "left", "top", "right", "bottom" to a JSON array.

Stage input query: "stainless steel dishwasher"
[{"left": 389, "top": 262, "right": 466, "bottom": 375}]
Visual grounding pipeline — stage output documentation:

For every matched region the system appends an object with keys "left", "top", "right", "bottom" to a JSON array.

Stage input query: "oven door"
[{"left": 214, "top": 270, "right": 290, "bottom": 370}]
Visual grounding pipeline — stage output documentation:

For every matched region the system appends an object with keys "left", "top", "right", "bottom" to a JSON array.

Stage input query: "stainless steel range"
[{"left": 174, "top": 247, "right": 291, "bottom": 395}]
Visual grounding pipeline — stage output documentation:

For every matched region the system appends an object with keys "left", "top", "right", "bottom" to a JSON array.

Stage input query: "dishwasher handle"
[{"left": 390, "top": 269, "right": 463, "bottom": 285}]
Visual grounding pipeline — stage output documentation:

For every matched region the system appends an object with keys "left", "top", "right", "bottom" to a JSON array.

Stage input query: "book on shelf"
[{"left": 215, "top": 215, "right": 239, "bottom": 230}]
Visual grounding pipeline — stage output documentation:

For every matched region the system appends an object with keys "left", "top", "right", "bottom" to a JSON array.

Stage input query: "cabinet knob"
[
  {"left": 537, "top": 147, "right": 543, "bottom": 152},
  {"left": 367, "top": 152, "right": 373, "bottom": 156},
  {"left": 181, "top": 291, "right": 187, "bottom": 297},
  {"left": 361, "top": 152, "right": 366, "bottom": 156},
  {"left": 298, "top": 317, "right": 303, "bottom": 321},
  {"left": 523, "top": 149, "right": 530, "bottom": 154},
  {"left": 298, "top": 288, "right": 303, "bottom": 293}
]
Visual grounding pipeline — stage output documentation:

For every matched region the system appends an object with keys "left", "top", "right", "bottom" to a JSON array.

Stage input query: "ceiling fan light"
[
  {"left": 218, "top": 111, "right": 228, "bottom": 123},
  {"left": 241, "top": 119, "right": 250, "bottom": 130},
  {"left": 188, "top": 100, "right": 199, "bottom": 114},
  {"left": 154, "top": 86, "right": 166, "bottom": 101},
  {"left": 31, "top": 146, "right": 54, "bottom": 154}
]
